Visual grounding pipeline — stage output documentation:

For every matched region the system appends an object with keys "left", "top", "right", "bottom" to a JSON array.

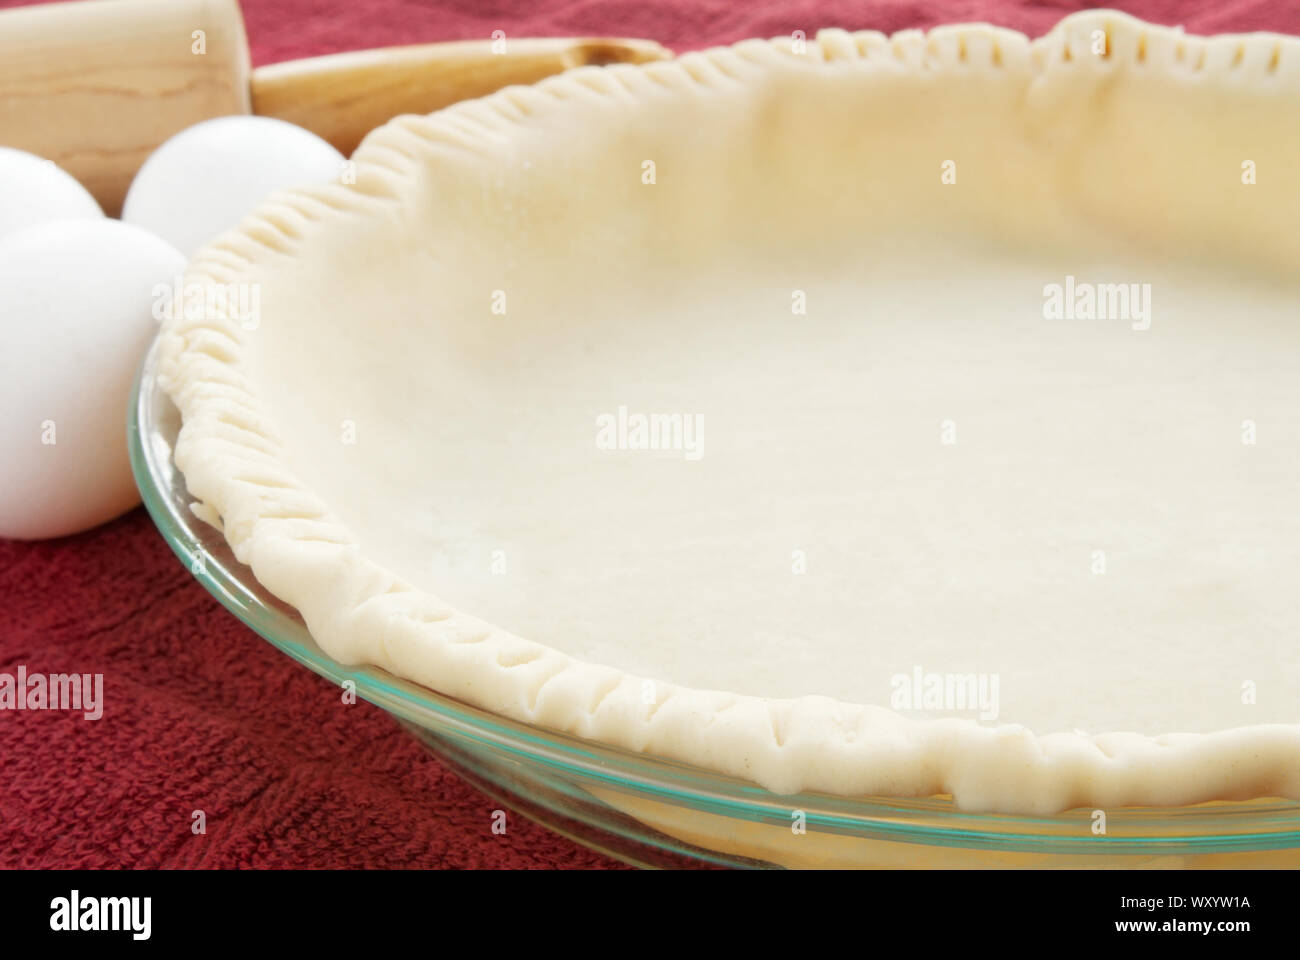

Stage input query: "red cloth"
[{"left": 2, "top": 0, "right": 1298, "bottom": 869}]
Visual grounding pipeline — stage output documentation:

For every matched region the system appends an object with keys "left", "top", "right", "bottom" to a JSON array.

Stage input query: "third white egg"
[{"left": 122, "top": 116, "right": 346, "bottom": 257}]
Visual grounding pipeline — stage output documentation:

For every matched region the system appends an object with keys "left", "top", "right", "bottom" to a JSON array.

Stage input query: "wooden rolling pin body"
[
  {"left": 0, "top": 0, "right": 668, "bottom": 216},
  {"left": 0, "top": 0, "right": 251, "bottom": 216}
]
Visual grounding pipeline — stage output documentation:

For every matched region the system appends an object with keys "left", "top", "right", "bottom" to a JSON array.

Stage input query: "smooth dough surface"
[
  {"left": 251, "top": 248, "right": 1300, "bottom": 736},
  {"left": 161, "top": 11, "right": 1300, "bottom": 811}
]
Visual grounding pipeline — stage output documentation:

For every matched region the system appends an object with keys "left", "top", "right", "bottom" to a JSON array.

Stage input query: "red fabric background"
[{"left": 1, "top": 0, "right": 1297, "bottom": 869}]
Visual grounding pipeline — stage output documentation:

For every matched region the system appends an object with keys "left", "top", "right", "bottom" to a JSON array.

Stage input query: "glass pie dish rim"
[{"left": 128, "top": 332, "right": 1300, "bottom": 864}]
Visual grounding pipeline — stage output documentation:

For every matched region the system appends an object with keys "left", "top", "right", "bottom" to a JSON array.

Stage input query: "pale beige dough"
[{"left": 161, "top": 11, "right": 1300, "bottom": 812}]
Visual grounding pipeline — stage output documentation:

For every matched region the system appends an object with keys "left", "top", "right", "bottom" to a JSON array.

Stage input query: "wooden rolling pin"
[{"left": 0, "top": 0, "right": 669, "bottom": 215}]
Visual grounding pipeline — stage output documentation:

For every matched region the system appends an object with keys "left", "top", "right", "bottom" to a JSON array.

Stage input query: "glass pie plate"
[{"left": 129, "top": 334, "right": 1300, "bottom": 869}]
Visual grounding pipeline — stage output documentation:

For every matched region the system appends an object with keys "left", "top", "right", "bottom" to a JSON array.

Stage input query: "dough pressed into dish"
[{"left": 159, "top": 10, "right": 1300, "bottom": 813}]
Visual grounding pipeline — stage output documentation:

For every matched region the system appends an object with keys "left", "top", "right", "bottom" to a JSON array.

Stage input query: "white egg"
[
  {"left": 123, "top": 116, "right": 346, "bottom": 256},
  {"left": 0, "top": 146, "right": 103, "bottom": 241},
  {"left": 0, "top": 219, "right": 186, "bottom": 540}
]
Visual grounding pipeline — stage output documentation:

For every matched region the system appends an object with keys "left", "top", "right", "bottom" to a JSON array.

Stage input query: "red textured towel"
[{"left": 2, "top": 0, "right": 1297, "bottom": 869}]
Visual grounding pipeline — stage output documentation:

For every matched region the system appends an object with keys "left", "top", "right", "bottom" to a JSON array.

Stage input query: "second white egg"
[{"left": 0, "top": 219, "right": 186, "bottom": 540}]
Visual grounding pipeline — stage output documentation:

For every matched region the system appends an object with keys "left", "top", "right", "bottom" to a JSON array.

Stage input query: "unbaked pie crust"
[{"left": 159, "top": 10, "right": 1300, "bottom": 814}]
